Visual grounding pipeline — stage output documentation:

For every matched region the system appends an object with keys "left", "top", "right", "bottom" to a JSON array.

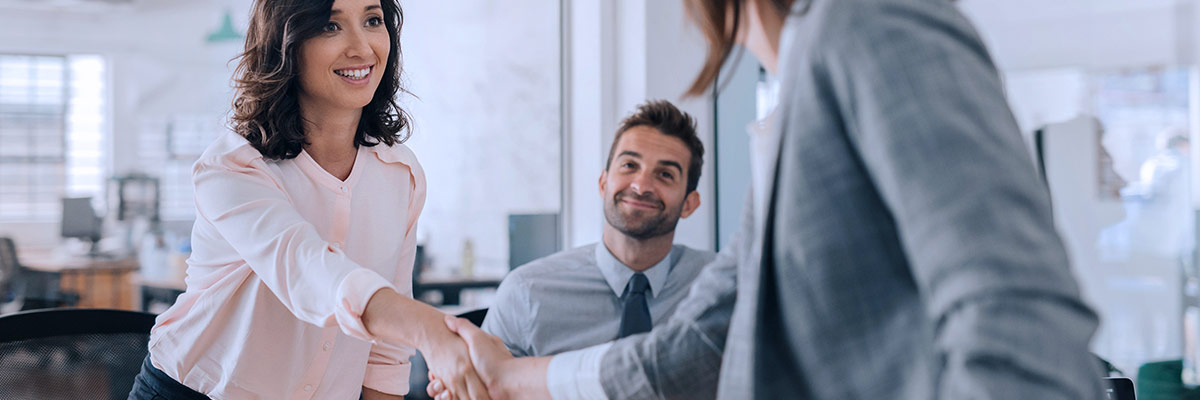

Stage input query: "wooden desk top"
[
  {"left": 19, "top": 250, "right": 139, "bottom": 273},
  {"left": 132, "top": 273, "right": 187, "bottom": 291}
]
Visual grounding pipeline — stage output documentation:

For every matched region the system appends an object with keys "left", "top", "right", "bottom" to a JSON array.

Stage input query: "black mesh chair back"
[{"left": 0, "top": 308, "right": 157, "bottom": 399}]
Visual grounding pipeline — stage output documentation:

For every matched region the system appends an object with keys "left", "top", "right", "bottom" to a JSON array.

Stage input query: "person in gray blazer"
[{"left": 430, "top": 0, "right": 1104, "bottom": 399}]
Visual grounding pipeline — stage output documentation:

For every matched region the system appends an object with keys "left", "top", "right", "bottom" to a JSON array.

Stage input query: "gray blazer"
[{"left": 598, "top": 0, "right": 1104, "bottom": 398}]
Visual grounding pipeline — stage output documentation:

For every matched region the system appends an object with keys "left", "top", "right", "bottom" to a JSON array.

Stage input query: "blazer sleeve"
[
  {"left": 817, "top": 3, "right": 1103, "bottom": 399},
  {"left": 596, "top": 192, "right": 750, "bottom": 400}
]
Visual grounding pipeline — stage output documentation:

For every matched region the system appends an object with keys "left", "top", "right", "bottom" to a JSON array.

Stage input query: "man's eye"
[{"left": 660, "top": 172, "right": 674, "bottom": 180}]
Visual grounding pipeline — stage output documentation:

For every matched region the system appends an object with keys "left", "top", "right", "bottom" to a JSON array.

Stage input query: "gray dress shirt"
[{"left": 481, "top": 243, "right": 715, "bottom": 357}]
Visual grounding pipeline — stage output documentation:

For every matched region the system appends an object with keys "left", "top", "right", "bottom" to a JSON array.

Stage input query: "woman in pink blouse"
[{"left": 127, "top": 0, "right": 489, "bottom": 399}]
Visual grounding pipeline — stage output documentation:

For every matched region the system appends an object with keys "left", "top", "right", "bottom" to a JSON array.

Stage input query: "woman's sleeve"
[
  {"left": 191, "top": 148, "right": 395, "bottom": 342},
  {"left": 362, "top": 160, "right": 427, "bottom": 394}
]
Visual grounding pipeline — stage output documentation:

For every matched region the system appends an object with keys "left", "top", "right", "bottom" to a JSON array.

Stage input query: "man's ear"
[
  {"left": 680, "top": 190, "right": 701, "bottom": 219},
  {"left": 598, "top": 169, "right": 608, "bottom": 198}
]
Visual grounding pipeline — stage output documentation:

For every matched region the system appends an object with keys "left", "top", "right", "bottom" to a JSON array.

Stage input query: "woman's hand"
[
  {"left": 361, "top": 288, "right": 491, "bottom": 400},
  {"left": 417, "top": 322, "right": 492, "bottom": 400},
  {"left": 428, "top": 316, "right": 550, "bottom": 400}
]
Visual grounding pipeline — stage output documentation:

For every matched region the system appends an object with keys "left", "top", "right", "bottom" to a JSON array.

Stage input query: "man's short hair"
[{"left": 606, "top": 100, "right": 705, "bottom": 194}]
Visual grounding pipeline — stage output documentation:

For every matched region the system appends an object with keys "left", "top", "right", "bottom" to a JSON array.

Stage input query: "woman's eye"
[
  {"left": 323, "top": 22, "right": 340, "bottom": 32},
  {"left": 366, "top": 17, "right": 383, "bottom": 27}
]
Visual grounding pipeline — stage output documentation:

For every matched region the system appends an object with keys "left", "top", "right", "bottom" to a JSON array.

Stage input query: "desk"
[
  {"left": 20, "top": 251, "right": 139, "bottom": 310},
  {"left": 133, "top": 274, "right": 186, "bottom": 314},
  {"left": 414, "top": 277, "right": 501, "bottom": 305}
]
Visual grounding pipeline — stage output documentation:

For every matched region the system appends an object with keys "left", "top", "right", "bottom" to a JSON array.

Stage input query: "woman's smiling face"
[{"left": 297, "top": 0, "right": 391, "bottom": 113}]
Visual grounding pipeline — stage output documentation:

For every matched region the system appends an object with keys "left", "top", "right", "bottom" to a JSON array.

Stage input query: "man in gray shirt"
[{"left": 481, "top": 100, "right": 716, "bottom": 357}]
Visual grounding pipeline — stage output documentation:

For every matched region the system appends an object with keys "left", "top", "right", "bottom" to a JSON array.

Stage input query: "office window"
[
  {"left": 0, "top": 54, "right": 106, "bottom": 222},
  {"left": 1004, "top": 66, "right": 1196, "bottom": 380},
  {"left": 137, "top": 115, "right": 222, "bottom": 221}
]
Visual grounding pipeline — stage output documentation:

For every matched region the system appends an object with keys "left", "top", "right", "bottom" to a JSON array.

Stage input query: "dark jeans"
[{"left": 128, "top": 356, "right": 210, "bottom": 400}]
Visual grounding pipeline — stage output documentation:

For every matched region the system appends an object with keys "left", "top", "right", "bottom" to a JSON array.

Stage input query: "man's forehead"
[{"left": 614, "top": 126, "right": 690, "bottom": 164}]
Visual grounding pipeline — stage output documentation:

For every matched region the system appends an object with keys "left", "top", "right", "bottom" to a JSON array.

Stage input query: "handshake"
[{"left": 418, "top": 315, "right": 548, "bottom": 400}]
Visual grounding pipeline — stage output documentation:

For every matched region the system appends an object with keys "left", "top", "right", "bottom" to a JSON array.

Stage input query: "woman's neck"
[{"left": 300, "top": 101, "right": 362, "bottom": 180}]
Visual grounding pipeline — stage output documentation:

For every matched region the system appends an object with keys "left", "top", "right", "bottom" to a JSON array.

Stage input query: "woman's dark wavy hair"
[{"left": 231, "top": 0, "right": 412, "bottom": 160}]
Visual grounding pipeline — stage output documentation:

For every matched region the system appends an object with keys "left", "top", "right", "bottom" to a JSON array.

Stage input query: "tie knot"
[{"left": 627, "top": 273, "right": 650, "bottom": 295}]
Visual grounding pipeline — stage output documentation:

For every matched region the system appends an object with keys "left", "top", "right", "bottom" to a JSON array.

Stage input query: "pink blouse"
[{"left": 148, "top": 132, "right": 426, "bottom": 398}]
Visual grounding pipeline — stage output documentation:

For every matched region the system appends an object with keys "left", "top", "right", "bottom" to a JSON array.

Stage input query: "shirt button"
[
  {"left": 339, "top": 186, "right": 347, "bottom": 193},
  {"left": 323, "top": 342, "right": 331, "bottom": 351},
  {"left": 304, "top": 385, "right": 313, "bottom": 391}
]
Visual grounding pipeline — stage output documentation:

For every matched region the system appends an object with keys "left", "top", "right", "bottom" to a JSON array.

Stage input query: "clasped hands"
[{"left": 423, "top": 316, "right": 533, "bottom": 400}]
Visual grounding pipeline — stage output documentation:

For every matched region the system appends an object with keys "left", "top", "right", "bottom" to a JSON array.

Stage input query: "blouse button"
[
  {"left": 323, "top": 342, "right": 332, "bottom": 351},
  {"left": 304, "top": 385, "right": 313, "bottom": 391}
]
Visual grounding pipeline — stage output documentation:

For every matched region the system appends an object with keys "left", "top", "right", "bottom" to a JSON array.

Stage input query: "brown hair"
[
  {"left": 683, "top": 0, "right": 794, "bottom": 97},
  {"left": 606, "top": 100, "right": 705, "bottom": 194},
  {"left": 231, "top": 0, "right": 412, "bottom": 160}
]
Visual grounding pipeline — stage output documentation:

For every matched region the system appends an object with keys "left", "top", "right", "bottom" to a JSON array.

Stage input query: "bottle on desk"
[
  {"left": 138, "top": 231, "right": 169, "bottom": 280},
  {"left": 461, "top": 239, "right": 475, "bottom": 278}
]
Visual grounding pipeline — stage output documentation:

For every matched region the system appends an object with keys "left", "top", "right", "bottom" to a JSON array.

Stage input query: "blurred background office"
[{"left": 4, "top": 0, "right": 1200, "bottom": 397}]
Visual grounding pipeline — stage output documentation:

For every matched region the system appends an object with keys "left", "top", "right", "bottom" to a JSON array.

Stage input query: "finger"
[
  {"left": 444, "top": 315, "right": 467, "bottom": 334},
  {"left": 463, "top": 368, "right": 493, "bottom": 400},
  {"left": 451, "top": 367, "right": 470, "bottom": 400},
  {"left": 436, "top": 390, "right": 451, "bottom": 400},
  {"left": 426, "top": 378, "right": 444, "bottom": 398},
  {"left": 447, "top": 317, "right": 485, "bottom": 343}
]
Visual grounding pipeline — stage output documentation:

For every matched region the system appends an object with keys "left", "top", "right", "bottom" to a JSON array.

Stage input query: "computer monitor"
[
  {"left": 508, "top": 213, "right": 560, "bottom": 270},
  {"left": 61, "top": 197, "right": 102, "bottom": 255}
]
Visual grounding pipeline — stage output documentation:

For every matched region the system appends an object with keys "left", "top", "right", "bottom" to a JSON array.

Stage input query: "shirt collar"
[{"left": 594, "top": 243, "right": 677, "bottom": 299}]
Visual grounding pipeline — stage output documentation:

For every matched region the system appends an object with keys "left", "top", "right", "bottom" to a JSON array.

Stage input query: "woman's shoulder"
[
  {"left": 195, "top": 131, "right": 267, "bottom": 170},
  {"left": 368, "top": 142, "right": 425, "bottom": 186},
  {"left": 367, "top": 141, "right": 420, "bottom": 167}
]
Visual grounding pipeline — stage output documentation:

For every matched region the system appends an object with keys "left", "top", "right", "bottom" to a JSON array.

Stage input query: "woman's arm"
[{"left": 364, "top": 288, "right": 491, "bottom": 400}]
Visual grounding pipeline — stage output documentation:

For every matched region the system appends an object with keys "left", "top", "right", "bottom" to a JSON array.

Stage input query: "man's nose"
[{"left": 629, "top": 171, "right": 653, "bottom": 195}]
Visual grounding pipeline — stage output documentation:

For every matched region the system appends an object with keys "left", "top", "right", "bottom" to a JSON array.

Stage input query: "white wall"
[
  {"left": 400, "top": 1, "right": 562, "bottom": 278},
  {"left": 960, "top": 0, "right": 1199, "bottom": 71}
]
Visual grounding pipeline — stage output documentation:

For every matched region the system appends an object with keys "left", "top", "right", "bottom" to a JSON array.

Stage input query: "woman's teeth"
[{"left": 335, "top": 67, "right": 370, "bottom": 80}]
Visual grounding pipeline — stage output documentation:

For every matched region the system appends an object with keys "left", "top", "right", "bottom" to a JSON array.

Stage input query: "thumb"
[{"left": 443, "top": 314, "right": 463, "bottom": 334}]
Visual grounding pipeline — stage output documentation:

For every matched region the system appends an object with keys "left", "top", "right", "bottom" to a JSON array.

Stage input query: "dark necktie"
[{"left": 617, "top": 273, "right": 652, "bottom": 338}]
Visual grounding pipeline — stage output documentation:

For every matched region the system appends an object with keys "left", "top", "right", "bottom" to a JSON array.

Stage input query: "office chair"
[
  {"left": 407, "top": 308, "right": 489, "bottom": 400},
  {"left": 0, "top": 237, "right": 80, "bottom": 313},
  {"left": 0, "top": 308, "right": 157, "bottom": 399},
  {"left": 458, "top": 308, "right": 488, "bottom": 327}
]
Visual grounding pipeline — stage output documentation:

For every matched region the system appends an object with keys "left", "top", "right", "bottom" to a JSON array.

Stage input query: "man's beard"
[{"left": 603, "top": 189, "right": 684, "bottom": 240}]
